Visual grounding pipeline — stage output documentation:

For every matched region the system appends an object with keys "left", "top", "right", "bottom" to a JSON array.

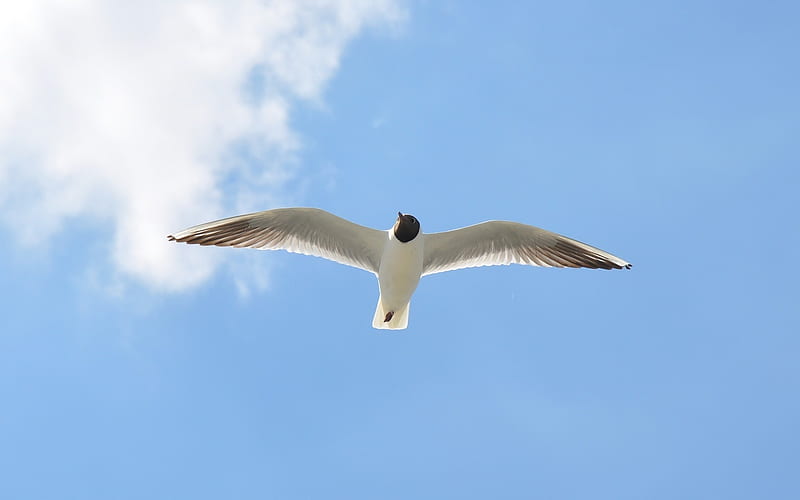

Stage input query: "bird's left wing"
[
  {"left": 422, "top": 220, "right": 631, "bottom": 276},
  {"left": 168, "top": 207, "right": 386, "bottom": 274}
]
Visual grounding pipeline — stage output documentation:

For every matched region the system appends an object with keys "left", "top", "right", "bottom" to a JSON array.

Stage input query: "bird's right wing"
[
  {"left": 422, "top": 221, "right": 631, "bottom": 276},
  {"left": 168, "top": 207, "right": 387, "bottom": 274}
]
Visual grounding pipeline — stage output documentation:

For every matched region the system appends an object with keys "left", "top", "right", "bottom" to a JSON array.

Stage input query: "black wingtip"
[{"left": 624, "top": 263, "right": 632, "bottom": 269}]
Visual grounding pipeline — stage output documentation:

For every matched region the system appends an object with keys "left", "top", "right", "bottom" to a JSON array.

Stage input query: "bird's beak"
[{"left": 398, "top": 212, "right": 403, "bottom": 218}]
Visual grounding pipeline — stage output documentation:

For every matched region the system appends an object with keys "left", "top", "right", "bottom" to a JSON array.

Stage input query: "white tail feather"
[{"left": 372, "top": 296, "right": 410, "bottom": 330}]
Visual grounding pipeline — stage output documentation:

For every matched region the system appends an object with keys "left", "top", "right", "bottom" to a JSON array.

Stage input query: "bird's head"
[{"left": 394, "top": 212, "right": 420, "bottom": 242}]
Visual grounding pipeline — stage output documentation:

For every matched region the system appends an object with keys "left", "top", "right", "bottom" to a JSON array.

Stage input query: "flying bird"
[{"left": 168, "top": 208, "right": 631, "bottom": 329}]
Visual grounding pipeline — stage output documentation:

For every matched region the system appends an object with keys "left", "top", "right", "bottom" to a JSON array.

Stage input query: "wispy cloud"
[{"left": 0, "top": 0, "right": 403, "bottom": 292}]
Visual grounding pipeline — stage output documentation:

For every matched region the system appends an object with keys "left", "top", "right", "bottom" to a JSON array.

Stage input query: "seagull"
[{"left": 168, "top": 208, "right": 631, "bottom": 329}]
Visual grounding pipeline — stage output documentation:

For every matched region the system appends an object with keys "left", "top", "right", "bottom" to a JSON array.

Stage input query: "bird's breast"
[{"left": 377, "top": 235, "right": 424, "bottom": 307}]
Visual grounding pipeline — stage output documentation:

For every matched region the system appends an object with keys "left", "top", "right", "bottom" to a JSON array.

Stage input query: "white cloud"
[{"left": 0, "top": 0, "right": 403, "bottom": 292}]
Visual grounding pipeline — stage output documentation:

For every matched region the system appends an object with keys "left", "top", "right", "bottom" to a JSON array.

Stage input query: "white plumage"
[{"left": 168, "top": 207, "right": 631, "bottom": 330}]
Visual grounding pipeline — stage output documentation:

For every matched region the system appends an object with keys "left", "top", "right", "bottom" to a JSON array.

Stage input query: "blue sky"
[{"left": 1, "top": 1, "right": 798, "bottom": 499}]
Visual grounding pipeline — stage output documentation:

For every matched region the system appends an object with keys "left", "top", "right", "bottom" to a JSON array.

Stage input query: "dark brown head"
[{"left": 393, "top": 212, "right": 420, "bottom": 243}]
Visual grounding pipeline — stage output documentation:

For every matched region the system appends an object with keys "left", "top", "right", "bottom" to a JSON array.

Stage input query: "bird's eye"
[{"left": 409, "top": 216, "right": 416, "bottom": 223}]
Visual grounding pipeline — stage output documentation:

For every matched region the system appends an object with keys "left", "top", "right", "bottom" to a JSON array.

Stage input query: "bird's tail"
[{"left": 372, "top": 296, "right": 410, "bottom": 330}]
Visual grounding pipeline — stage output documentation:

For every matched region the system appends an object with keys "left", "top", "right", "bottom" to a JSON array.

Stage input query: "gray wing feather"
[
  {"left": 422, "top": 221, "right": 631, "bottom": 276},
  {"left": 168, "top": 207, "right": 386, "bottom": 274}
]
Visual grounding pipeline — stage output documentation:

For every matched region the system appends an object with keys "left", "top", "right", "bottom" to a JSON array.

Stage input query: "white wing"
[
  {"left": 422, "top": 221, "right": 631, "bottom": 276},
  {"left": 168, "top": 207, "right": 387, "bottom": 274}
]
